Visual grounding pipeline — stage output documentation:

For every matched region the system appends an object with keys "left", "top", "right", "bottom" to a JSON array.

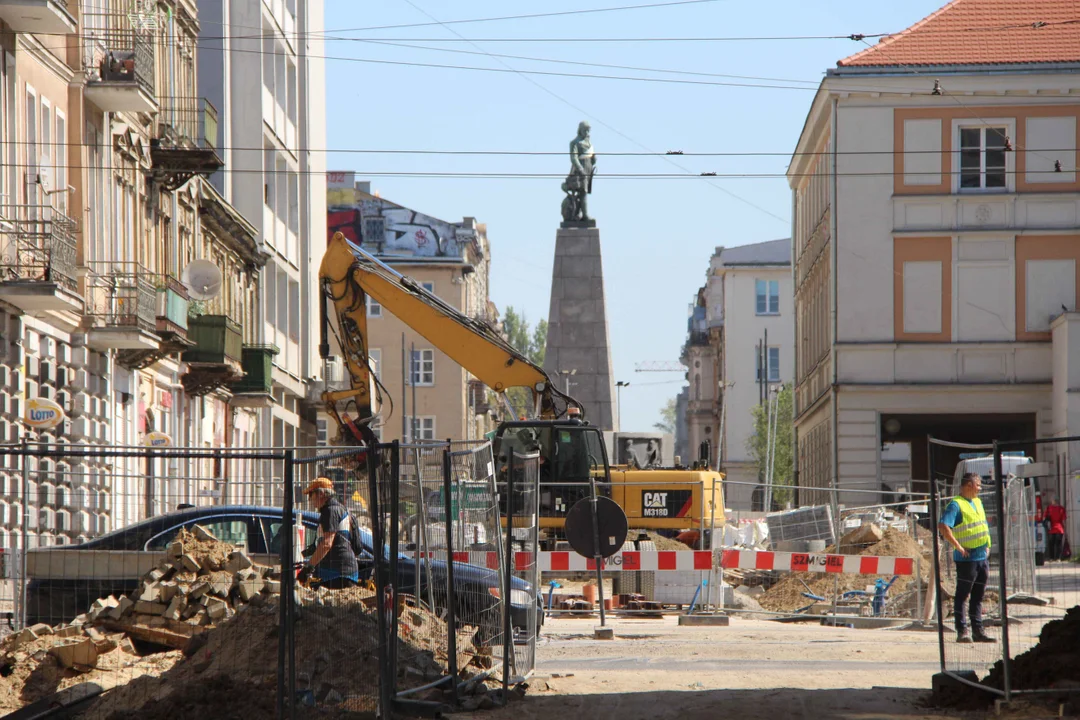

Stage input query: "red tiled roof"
[{"left": 838, "top": 0, "right": 1080, "bottom": 68}]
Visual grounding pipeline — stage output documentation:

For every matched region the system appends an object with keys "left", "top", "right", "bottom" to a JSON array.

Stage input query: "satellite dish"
[{"left": 181, "top": 259, "right": 223, "bottom": 300}]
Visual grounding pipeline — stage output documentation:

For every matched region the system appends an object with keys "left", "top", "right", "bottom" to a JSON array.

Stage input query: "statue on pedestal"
[{"left": 561, "top": 121, "right": 596, "bottom": 225}]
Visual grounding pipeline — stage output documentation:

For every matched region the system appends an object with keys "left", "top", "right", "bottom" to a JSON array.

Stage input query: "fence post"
[
  {"left": 502, "top": 452, "right": 515, "bottom": 701},
  {"left": 588, "top": 472, "right": 607, "bottom": 627},
  {"left": 388, "top": 442, "right": 400, "bottom": 693},
  {"left": 992, "top": 443, "right": 1012, "bottom": 701},
  {"left": 18, "top": 439, "right": 30, "bottom": 631},
  {"left": 282, "top": 451, "right": 295, "bottom": 720},
  {"left": 928, "top": 438, "right": 947, "bottom": 674},
  {"left": 442, "top": 443, "right": 459, "bottom": 705},
  {"left": 367, "top": 444, "right": 393, "bottom": 717}
]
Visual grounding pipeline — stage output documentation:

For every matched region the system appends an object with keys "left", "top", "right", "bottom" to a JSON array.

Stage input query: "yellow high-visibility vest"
[{"left": 952, "top": 496, "right": 991, "bottom": 550}]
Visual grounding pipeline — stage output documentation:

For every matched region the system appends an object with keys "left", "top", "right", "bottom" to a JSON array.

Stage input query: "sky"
[{"left": 323, "top": 0, "right": 946, "bottom": 433}]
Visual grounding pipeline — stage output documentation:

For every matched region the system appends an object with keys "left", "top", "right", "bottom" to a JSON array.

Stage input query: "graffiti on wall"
[{"left": 327, "top": 187, "right": 469, "bottom": 258}]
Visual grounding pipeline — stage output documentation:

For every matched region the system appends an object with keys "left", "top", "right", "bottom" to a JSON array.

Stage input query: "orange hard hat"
[{"left": 303, "top": 477, "right": 334, "bottom": 495}]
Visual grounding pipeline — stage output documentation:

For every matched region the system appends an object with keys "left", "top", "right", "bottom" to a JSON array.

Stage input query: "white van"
[{"left": 950, "top": 452, "right": 1046, "bottom": 566}]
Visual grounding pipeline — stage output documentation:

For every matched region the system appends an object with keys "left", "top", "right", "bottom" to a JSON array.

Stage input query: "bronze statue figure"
[{"left": 561, "top": 121, "right": 596, "bottom": 225}]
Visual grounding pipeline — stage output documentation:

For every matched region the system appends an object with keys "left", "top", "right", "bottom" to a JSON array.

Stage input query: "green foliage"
[
  {"left": 746, "top": 384, "right": 795, "bottom": 508},
  {"left": 502, "top": 307, "right": 548, "bottom": 414},
  {"left": 654, "top": 397, "right": 677, "bottom": 434}
]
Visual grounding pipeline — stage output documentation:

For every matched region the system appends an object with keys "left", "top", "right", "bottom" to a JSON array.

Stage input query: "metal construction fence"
[
  {"left": 0, "top": 441, "right": 540, "bottom": 719},
  {"left": 928, "top": 435, "right": 1080, "bottom": 702}
]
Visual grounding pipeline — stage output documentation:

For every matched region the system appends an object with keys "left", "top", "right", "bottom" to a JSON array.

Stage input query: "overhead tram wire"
[{"left": 395, "top": 0, "right": 788, "bottom": 224}]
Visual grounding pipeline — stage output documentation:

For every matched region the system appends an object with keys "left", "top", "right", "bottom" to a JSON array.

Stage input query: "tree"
[
  {"left": 654, "top": 397, "right": 677, "bottom": 434},
  {"left": 746, "top": 384, "right": 795, "bottom": 508},
  {"left": 501, "top": 307, "right": 547, "bottom": 414}
]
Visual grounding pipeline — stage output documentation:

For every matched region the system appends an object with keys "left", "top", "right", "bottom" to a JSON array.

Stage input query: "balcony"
[
  {"left": 83, "top": 30, "right": 157, "bottom": 115},
  {"left": 0, "top": 205, "right": 80, "bottom": 314},
  {"left": 0, "top": 0, "right": 75, "bottom": 34},
  {"left": 181, "top": 314, "right": 243, "bottom": 396},
  {"left": 229, "top": 345, "right": 279, "bottom": 408},
  {"left": 83, "top": 262, "right": 160, "bottom": 353},
  {"left": 151, "top": 99, "right": 225, "bottom": 191}
]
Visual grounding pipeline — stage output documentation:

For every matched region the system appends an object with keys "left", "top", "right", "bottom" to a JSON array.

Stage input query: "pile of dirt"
[
  {"left": 0, "top": 525, "right": 499, "bottom": 718},
  {"left": 983, "top": 605, "right": 1080, "bottom": 692},
  {"left": 641, "top": 532, "right": 693, "bottom": 552},
  {"left": 758, "top": 528, "right": 934, "bottom": 614}
]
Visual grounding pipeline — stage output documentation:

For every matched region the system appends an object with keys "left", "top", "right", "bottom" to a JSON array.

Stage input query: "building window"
[
  {"left": 756, "top": 279, "right": 779, "bottom": 315},
  {"left": 422, "top": 281, "right": 434, "bottom": 294},
  {"left": 367, "top": 296, "right": 381, "bottom": 318},
  {"left": 756, "top": 347, "right": 781, "bottom": 383},
  {"left": 368, "top": 348, "right": 381, "bottom": 375},
  {"left": 406, "top": 416, "right": 435, "bottom": 442},
  {"left": 959, "top": 126, "right": 1008, "bottom": 190},
  {"left": 411, "top": 349, "right": 434, "bottom": 386}
]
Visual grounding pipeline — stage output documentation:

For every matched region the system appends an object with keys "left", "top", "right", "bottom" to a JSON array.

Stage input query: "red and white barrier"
[{"left": 416, "top": 549, "right": 915, "bottom": 576}]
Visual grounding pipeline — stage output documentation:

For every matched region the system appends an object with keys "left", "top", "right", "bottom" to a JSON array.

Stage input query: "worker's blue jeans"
[{"left": 954, "top": 558, "right": 988, "bottom": 633}]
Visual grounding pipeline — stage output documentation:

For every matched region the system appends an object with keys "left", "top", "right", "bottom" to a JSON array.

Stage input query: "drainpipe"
[{"left": 829, "top": 95, "right": 841, "bottom": 513}]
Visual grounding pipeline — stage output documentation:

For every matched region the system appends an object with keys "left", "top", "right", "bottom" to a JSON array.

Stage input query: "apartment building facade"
[
  {"left": 325, "top": 175, "right": 499, "bottom": 444},
  {"left": 788, "top": 0, "right": 1080, "bottom": 519},
  {"left": 0, "top": 0, "right": 279, "bottom": 547},
  {"left": 198, "top": 0, "right": 327, "bottom": 455},
  {"left": 681, "top": 240, "right": 793, "bottom": 509}
]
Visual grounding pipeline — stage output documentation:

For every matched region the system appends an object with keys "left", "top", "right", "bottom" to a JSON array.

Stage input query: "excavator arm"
[{"left": 319, "top": 231, "right": 581, "bottom": 443}]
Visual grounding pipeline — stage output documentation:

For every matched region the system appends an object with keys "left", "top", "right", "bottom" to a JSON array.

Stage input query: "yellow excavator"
[{"left": 318, "top": 231, "right": 724, "bottom": 542}]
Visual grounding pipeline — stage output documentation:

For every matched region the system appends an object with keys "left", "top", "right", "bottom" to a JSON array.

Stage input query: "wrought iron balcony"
[
  {"left": 83, "top": 262, "right": 160, "bottom": 352},
  {"left": 83, "top": 28, "right": 157, "bottom": 114},
  {"left": 229, "top": 345, "right": 279, "bottom": 407},
  {"left": 0, "top": 204, "right": 79, "bottom": 313},
  {"left": 181, "top": 315, "right": 244, "bottom": 396},
  {"left": 151, "top": 99, "right": 225, "bottom": 191},
  {"left": 0, "top": 0, "right": 75, "bottom": 34}
]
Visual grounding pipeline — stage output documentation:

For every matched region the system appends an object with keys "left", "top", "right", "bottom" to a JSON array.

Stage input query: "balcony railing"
[
  {"left": 82, "top": 262, "right": 157, "bottom": 332},
  {"left": 230, "top": 345, "right": 278, "bottom": 396},
  {"left": 0, "top": 205, "right": 77, "bottom": 291},
  {"left": 156, "top": 275, "right": 189, "bottom": 335},
  {"left": 93, "top": 30, "right": 155, "bottom": 96},
  {"left": 152, "top": 99, "right": 224, "bottom": 190},
  {"left": 183, "top": 315, "right": 243, "bottom": 366}
]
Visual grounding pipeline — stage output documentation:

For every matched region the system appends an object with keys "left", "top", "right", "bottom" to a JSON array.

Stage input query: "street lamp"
[
  {"left": 558, "top": 369, "right": 577, "bottom": 395},
  {"left": 615, "top": 381, "right": 630, "bottom": 429}
]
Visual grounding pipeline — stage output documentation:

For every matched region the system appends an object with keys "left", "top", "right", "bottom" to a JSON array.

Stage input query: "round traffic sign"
[{"left": 564, "top": 496, "right": 629, "bottom": 559}]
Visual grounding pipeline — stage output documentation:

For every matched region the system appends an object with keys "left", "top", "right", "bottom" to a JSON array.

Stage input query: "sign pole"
[{"left": 589, "top": 473, "right": 606, "bottom": 627}]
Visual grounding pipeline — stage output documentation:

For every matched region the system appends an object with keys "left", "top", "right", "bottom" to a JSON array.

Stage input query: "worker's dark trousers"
[
  {"left": 1049, "top": 533, "right": 1065, "bottom": 561},
  {"left": 321, "top": 577, "right": 358, "bottom": 590},
  {"left": 954, "top": 559, "right": 988, "bottom": 633}
]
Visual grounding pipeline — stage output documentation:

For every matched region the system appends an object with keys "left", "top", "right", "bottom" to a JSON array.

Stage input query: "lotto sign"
[
  {"left": 145, "top": 432, "right": 172, "bottom": 448},
  {"left": 24, "top": 397, "right": 65, "bottom": 430},
  {"left": 641, "top": 489, "right": 693, "bottom": 518}
]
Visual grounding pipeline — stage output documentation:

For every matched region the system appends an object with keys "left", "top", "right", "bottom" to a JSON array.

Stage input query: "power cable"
[
  {"left": 332, "top": 0, "right": 725, "bottom": 33},
  {"left": 394, "top": 0, "right": 789, "bottom": 225}
]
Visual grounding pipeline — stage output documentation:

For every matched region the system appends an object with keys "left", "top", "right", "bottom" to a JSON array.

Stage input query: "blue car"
[{"left": 25, "top": 505, "right": 543, "bottom": 637}]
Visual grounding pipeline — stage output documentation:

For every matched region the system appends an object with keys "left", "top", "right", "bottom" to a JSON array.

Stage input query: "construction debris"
[
  {"left": 756, "top": 527, "right": 934, "bottom": 615},
  {"left": 0, "top": 525, "right": 501, "bottom": 717}
]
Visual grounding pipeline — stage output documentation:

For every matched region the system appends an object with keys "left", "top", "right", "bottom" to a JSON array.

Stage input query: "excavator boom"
[{"left": 319, "top": 231, "right": 579, "bottom": 441}]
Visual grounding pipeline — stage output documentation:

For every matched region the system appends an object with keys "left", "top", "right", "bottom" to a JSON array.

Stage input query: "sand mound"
[{"left": 758, "top": 528, "right": 933, "bottom": 614}]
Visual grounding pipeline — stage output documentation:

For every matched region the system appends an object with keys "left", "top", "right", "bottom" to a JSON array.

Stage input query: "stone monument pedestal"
[{"left": 544, "top": 224, "right": 616, "bottom": 431}]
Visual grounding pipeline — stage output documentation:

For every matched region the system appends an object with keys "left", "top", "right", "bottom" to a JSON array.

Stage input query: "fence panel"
[
  {"left": 286, "top": 446, "right": 381, "bottom": 716},
  {"left": 0, "top": 444, "right": 306, "bottom": 719},
  {"left": 988, "top": 436, "right": 1080, "bottom": 703},
  {"left": 499, "top": 451, "right": 540, "bottom": 684}
]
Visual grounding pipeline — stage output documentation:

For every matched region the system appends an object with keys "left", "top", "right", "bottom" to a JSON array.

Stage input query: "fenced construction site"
[
  {"left": 929, "top": 435, "right": 1080, "bottom": 705},
  {"left": 0, "top": 440, "right": 540, "bottom": 719}
]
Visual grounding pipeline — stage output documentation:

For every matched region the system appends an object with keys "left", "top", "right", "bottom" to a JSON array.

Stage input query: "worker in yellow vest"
[{"left": 938, "top": 472, "right": 996, "bottom": 644}]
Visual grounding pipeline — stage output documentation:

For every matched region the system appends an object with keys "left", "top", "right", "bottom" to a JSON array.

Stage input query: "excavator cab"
[{"left": 494, "top": 420, "right": 610, "bottom": 531}]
